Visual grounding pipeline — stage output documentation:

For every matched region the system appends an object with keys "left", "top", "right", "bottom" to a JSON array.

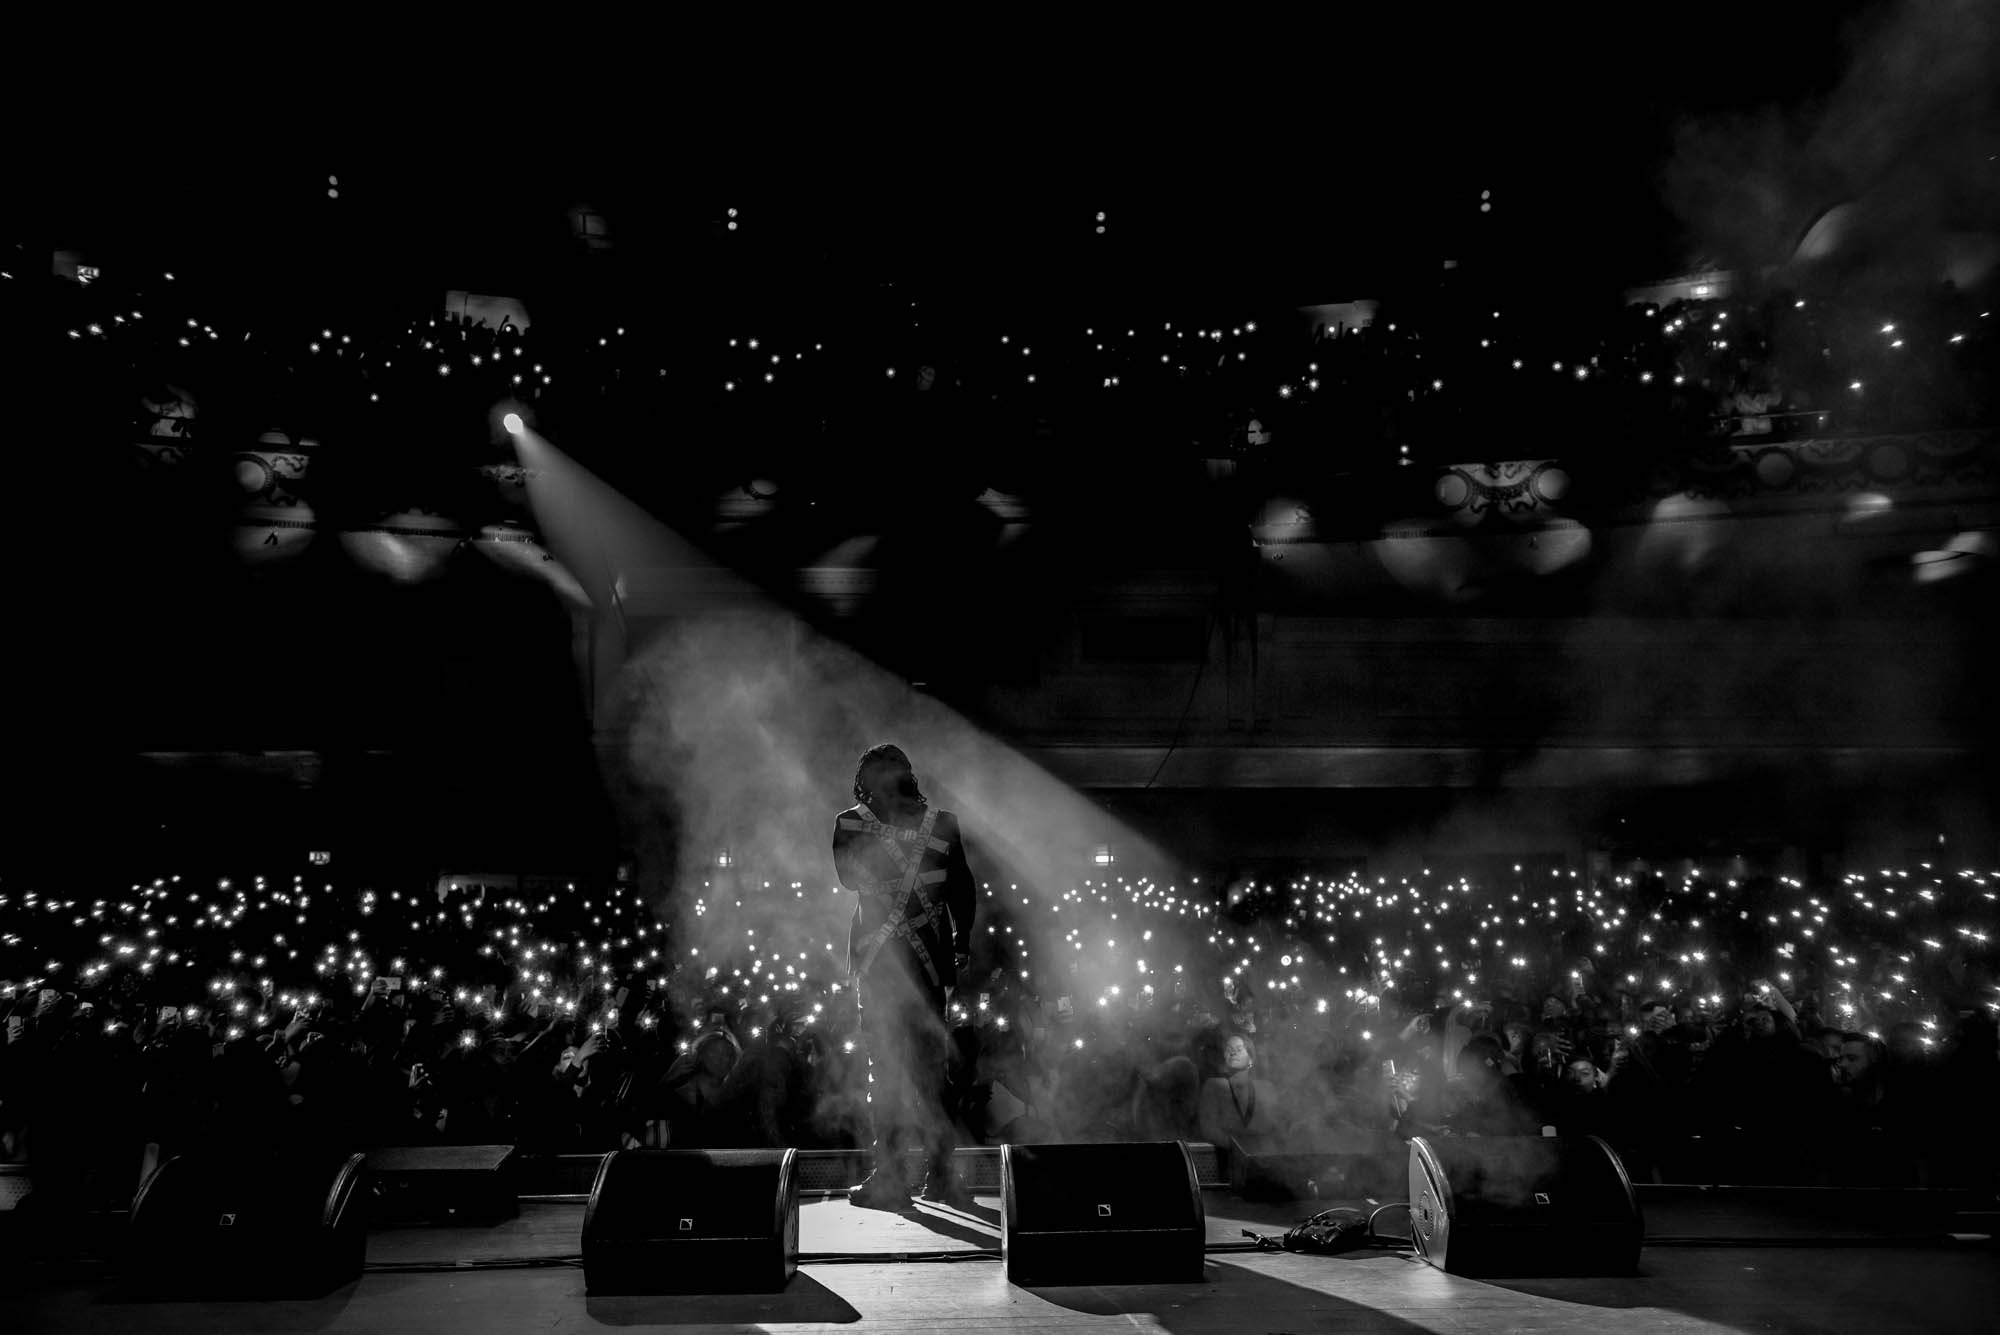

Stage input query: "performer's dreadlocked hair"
[{"left": 853, "top": 743, "right": 926, "bottom": 809}]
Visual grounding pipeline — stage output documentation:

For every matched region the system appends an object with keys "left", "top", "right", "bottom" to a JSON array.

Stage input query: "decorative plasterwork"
[{"left": 1648, "top": 431, "right": 1992, "bottom": 504}]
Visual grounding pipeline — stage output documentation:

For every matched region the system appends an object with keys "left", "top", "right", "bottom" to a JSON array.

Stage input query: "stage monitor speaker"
[
  {"left": 1001, "top": 1141, "right": 1205, "bottom": 1285},
  {"left": 582, "top": 1148, "right": 799, "bottom": 1295},
  {"left": 365, "top": 1144, "right": 518, "bottom": 1224},
  {"left": 125, "top": 1150, "right": 367, "bottom": 1297},
  {"left": 1408, "top": 1134, "right": 1642, "bottom": 1276}
]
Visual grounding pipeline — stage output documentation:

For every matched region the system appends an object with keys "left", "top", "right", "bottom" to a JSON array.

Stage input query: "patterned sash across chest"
[{"left": 843, "top": 803, "right": 950, "bottom": 986}]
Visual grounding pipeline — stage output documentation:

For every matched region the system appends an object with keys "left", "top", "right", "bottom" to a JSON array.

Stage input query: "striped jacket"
[{"left": 832, "top": 803, "right": 976, "bottom": 991}]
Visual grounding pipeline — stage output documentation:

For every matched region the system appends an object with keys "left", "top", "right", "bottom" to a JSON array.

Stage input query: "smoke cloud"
[
  {"left": 509, "top": 427, "right": 1165, "bottom": 982},
  {"left": 612, "top": 611, "right": 1167, "bottom": 949},
  {"left": 1659, "top": 0, "right": 1999, "bottom": 295}
]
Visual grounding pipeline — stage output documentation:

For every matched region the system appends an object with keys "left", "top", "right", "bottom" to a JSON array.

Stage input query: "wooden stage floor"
[{"left": 5, "top": 1192, "right": 1995, "bottom": 1334}]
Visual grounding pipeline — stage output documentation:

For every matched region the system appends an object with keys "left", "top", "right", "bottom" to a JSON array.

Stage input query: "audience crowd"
[
  {"left": 5, "top": 875, "right": 1995, "bottom": 1215},
  {"left": 30, "top": 253, "right": 1995, "bottom": 490}
]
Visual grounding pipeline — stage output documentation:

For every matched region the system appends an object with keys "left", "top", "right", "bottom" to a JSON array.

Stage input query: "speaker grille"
[
  {"left": 582, "top": 1149, "right": 800, "bottom": 1294},
  {"left": 1407, "top": 1135, "right": 1642, "bottom": 1277},
  {"left": 1006, "top": 1143, "right": 1197, "bottom": 1232},
  {"left": 588, "top": 1151, "right": 781, "bottom": 1238},
  {"left": 1002, "top": 1141, "right": 1206, "bottom": 1285},
  {"left": 125, "top": 1152, "right": 365, "bottom": 1296}
]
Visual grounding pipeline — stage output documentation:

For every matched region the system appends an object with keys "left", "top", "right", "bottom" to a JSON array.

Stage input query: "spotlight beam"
[{"left": 508, "top": 428, "right": 1168, "bottom": 898}]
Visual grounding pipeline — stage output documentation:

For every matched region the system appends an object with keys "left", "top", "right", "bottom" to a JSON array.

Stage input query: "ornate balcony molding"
[
  {"left": 1640, "top": 430, "right": 1995, "bottom": 508},
  {"left": 1256, "top": 431, "right": 1997, "bottom": 545}
]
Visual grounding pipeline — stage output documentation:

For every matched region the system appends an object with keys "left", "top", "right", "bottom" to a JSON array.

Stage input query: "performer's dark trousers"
[{"left": 856, "top": 954, "right": 953, "bottom": 1185}]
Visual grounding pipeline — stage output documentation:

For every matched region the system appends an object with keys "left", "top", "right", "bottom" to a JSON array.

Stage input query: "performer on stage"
[{"left": 833, "top": 743, "right": 977, "bottom": 1211}]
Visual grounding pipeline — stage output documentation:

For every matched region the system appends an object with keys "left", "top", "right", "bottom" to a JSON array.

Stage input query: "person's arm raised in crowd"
[
  {"left": 568, "top": 1033, "right": 607, "bottom": 1086},
  {"left": 1753, "top": 979, "right": 1798, "bottom": 1026},
  {"left": 1391, "top": 1074, "right": 1442, "bottom": 1140},
  {"left": 1599, "top": 1037, "right": 1630, "bottom": 1088}
]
